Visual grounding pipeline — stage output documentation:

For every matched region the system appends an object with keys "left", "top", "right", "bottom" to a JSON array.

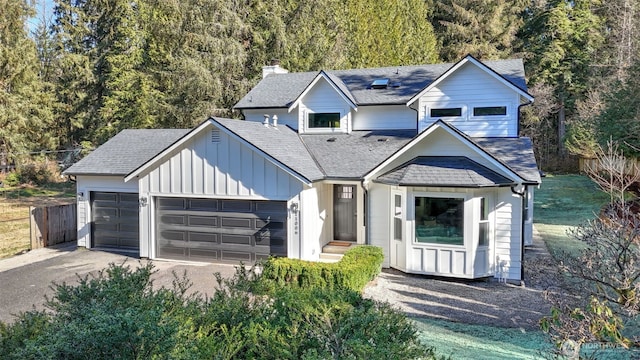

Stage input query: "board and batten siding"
[
  {"left": 136, "top": 126, "right": 305, "bottom": 258},
  {"left": 75, "top": 175, "right": 138, "bottom": 248},
  {"left": 298, "top": 183, "right": 331, "bottom": 260},
  {"left": 417, "top": 62, "right": 521, "bottom": 137},
  {"left": 352, "top": 105, "right": 416, "bottom": 131}
]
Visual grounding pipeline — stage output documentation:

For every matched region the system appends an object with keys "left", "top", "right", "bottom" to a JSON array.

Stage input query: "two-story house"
[{"left": 65, "top": 55, "right": 540, "bottom": 281}]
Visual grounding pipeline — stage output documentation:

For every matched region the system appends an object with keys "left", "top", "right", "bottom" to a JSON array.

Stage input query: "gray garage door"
[
  {"left": 156, "top": 197, "right": 287, "bottom": 263},
  {"left": 91, "top": 191, "right": 139, "bottom": 250}
]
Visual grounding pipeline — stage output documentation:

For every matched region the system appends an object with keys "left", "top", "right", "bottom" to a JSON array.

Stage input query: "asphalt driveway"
[{"left": 0, "top": 243, "right": 238, "bottom": 323}]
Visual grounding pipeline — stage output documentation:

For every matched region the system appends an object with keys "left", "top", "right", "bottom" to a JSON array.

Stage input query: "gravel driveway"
[{"left": 363, "top": 227, "right": 560, "bottom": 330}]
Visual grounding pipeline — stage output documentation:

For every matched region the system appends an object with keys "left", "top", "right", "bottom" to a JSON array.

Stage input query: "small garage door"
[
  {"left": 156, "top": 197, "right": 287, "bottom": 263},
  {"left": 91, "top": 192, "right": 139, "bottom": 250}
]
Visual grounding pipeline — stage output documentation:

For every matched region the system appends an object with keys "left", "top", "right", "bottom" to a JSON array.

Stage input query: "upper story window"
[
  {"left": 309, "top": 112, "right": 340, "bottom": 128},
  {"left": 473, "top": 106, "right": 507, "bottom": 116},
  {"left": 430, "top": 108, "right": 462, "bottom": 117}
]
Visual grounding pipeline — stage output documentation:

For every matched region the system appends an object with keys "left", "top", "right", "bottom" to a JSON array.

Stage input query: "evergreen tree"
[
  {"left": 431, "top": 0, "right": 526, "bottom": 61},
  {"left": 520, "top": 0, "right": 604, "bottom": 156},
  {"left": 0, "top": 0, "right": 56, "bottom": 158}
]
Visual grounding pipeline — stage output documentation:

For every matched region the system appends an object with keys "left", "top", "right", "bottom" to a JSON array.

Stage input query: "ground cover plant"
[
  {"left": 0, "top": 181, "right": 75, "bottom": 259},
  {"left": 0, "top": 260, "right": 438, "bottom": 359}
]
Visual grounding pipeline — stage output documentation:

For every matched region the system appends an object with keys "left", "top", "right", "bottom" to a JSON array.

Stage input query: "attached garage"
[
  {"left": 155, "top": 197, "right": 287, "bottom": 263},
  {"left": 90, "top": 191, "right": 140, "bottom": 251}
]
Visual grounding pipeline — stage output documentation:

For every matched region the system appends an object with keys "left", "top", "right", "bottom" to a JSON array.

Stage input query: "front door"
[{"left": 333, "top": 185, "right": 357, "bottom": 241}]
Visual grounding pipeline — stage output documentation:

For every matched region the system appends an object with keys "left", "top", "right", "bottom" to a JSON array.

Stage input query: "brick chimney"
[{"left": 262, "top": 59, "right": 288, "bottom": 78}]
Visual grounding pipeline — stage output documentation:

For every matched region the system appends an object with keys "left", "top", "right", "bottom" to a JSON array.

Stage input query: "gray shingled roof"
[
  {"left": 212, "top": 118, "right": 324, "bottom": 182},
  {"left": 376, "top": 156, "right": 515, "bottom": 187},
  {"left": 63, "top": 129, "right": 190, "bottom": 176},
  {"left": 300, "top": 130, "right": 416, "bottom": 179},
  {"left": 235, "top": 58, "right": 527, "bottom": 109},
  {"left": 474, "top": 137, "right": 541, "bottom": 184}
]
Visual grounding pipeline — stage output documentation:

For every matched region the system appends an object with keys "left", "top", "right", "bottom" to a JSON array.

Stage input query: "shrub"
[
  {"left": 2, "top": 171, "right": 20, "bottom": 187},
  {"left": 15, "top": 159, "right": 60, "bottom": 185},
  {"left": 261, "top": 245, "right": 384, "bottom": 292}
]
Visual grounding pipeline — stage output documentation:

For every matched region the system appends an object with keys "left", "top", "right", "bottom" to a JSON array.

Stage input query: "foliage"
[
  {"left": 540, "top": 145, "right": 640, "bottom": 354},
  {"left": 2, "top": 172, "right": 21, "bottom": 187},
  {"left": 15, "top": 158, "right": 60, "bottom": 185},
  {"left": 430, "top": 0, "right": 527, "bottom": 61},
  {"left": 0, "top": 261, "right": 435, "bottom": 359},
  {"left": 261, "top": 245, "right": 384, "bottom": 292}
]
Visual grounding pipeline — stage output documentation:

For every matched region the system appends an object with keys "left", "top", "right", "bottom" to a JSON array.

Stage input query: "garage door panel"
[
  {"left": 91, "top": 192, "right": 140, "bottom": 251},
  {"left": 188, "top": 216, "right": 217, "bottom": 227},
  {"left": 156, "top": 197, "right": 287, "bottom": 263}
]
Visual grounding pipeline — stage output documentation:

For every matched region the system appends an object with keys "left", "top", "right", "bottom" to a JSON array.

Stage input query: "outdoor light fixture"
[{"left": 139, "top": 196, "right": 148, "bottom": 207}]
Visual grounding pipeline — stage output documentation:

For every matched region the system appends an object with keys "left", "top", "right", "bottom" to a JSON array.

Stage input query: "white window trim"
[
  {"left": 426, "top": 104, "right": 467, "bottom": 121},
  {"left": 303, "top": 107, "right": 348, "bottom": 134},
  {"left": 469, "top": 102, "right": 511, "bottom": 120},
  {"left": 410, "top": 191, "right": 470, "bottom": 248}
]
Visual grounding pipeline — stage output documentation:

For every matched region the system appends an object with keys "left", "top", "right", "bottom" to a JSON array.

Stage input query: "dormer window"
[
  {"left": 430, "top": 107, "right": 462, "bottom": 117},
  {"left": 309, "top": 112, "right": 340, "bottom": 128}
]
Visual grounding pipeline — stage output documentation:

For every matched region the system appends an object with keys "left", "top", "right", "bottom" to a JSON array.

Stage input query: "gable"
[
  {"left": 138, "top": 124, "right": 305, "bottom": 200},
  {"left": 365, "top": 123, "right": 525, "bottom": 185}
]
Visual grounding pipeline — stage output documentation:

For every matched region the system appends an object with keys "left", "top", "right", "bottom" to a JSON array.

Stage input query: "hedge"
[{"left": 261, "top": 245, "right": 384, "bottom": 292}]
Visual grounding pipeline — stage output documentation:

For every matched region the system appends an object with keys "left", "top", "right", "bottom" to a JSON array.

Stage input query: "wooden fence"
[
  {"left": 579, "top": 157, "right": 640, "bottom": 178},
  {"left": 30, "top": 204, "right": 76, "bottom": 249}
]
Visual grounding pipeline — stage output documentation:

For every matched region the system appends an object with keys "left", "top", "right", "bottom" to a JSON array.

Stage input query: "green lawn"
[{"left": 416, "top": 174, "right": 610, "bottom": 359}]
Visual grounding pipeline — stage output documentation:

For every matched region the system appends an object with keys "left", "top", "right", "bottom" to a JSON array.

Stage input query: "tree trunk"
[{"left": 558, "top": 103, "right": 566, "bottom": 156}]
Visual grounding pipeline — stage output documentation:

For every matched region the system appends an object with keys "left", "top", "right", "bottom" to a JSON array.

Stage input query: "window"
[
  {"left": 478, "top": 197, "right": 489, "bottom": 246},
  {"left": 309, "top": 112, "right": 340, "bottom": 128},
  {"left": 473, "top": 106, "right": 507, "bottom": 116},
  {"left": 338, "top": 185, "right": 353, "bottom": 199},
  {"left": 415, "top": 197, "right": 464, "bottom": 245},
  {"left": 430, "top": 108, "right": 462, "bottom": 117},
  {"left": 394, "top": 195, "right": 402, "bottom": 240}
]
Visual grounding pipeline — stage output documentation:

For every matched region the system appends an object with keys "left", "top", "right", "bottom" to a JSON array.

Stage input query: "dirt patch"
[{"left": 363, "top": 228, "right": 563, "bottom": 330}]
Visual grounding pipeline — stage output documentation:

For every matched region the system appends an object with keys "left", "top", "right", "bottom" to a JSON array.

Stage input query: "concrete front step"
[
  {"left": 322, "top": 241, "right": 354, "bottom": 255},
  {"left": 318, "top": 253, "right": 342, "bottom": 263}
]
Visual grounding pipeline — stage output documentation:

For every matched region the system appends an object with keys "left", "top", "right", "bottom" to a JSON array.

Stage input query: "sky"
[{"left": 27, "top": 0, "right": 55, "bottom": 33}]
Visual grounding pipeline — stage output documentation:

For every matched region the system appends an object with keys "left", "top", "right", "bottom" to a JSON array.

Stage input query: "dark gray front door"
[
  {"left": 156, "top": 197, "right": 287, "bottom": 263},
  {"left": 333, "top": 185, "right": 357, "bottom": 241},
  {"left": 91, "top": 191, "right": 139, "bottom": 250}
]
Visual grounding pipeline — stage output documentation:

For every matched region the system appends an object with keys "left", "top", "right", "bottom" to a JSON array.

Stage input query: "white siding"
[
  {"left": 417, "top": 62, "right": 521, "bottom": 137},
  {"left": 74, "top": 175, "right": 138, "bottom": 249},
  {"left": 138, "top": 129, "right": 303, "bottom": 200},
  {"left": 136, "top": 127, "right": 306, "bottom": 258},
  {"left": 374, "top": 127, "right": 514, "bottom": 182},
  {"left": 352, "top": 105, "right": 416, "bottom": 130},
  {"left": 298, "top": 183, "right": 331, "bottom": 260},
  {"left": 243, "top": 109, "right": 299, "bottom": 130},
  {"left": 495, "top": 190, "right": 523, "bottom": 280},
  {"left": 368, "top": 183, "right": 391, "bottom": 267},
  {"left": 297, "top": 78, "right": 351, "bottom": 134}
]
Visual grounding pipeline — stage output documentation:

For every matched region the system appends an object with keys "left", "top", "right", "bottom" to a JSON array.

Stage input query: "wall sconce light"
[
  {"left": 139, "top": 196, "right": 148, "bottom": 207},
  {"left": 77, "top": 192, "right": 84, "bottom": 200},
  {"left": 289, "top": 202, "right": 299, "bottom": 213}
]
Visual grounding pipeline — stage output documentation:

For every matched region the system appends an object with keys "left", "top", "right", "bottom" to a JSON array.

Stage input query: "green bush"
[
  {"left": 0, "top": 260, "right": 436, "bottom": 359},
  {"left": 2, "top": 172, "right": 20, "bottom": 187},
  {"left": 261, "top": 245, "right": 384, "bottom": 292}
]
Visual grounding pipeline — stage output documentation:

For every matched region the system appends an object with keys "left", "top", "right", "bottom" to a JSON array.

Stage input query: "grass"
[
  {"left": 415, "top": 174, "right": 611, "bottom": 359},
  {"left": 414, "top": 317, "right": 551, "bottom": 360},
  {"left": 0, "top": 182, "right": 75, "bottom": 259},
  {"left": 534, "top": 174, "right": 610, "bottom": 258}
]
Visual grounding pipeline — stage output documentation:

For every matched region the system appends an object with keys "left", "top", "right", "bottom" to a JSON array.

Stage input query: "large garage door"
[
  {"left": 156, "top": 197, "right": 287, "bottom": 263},
  {"left": 91, "top": 192, "right": 139, "bottom": 250}
]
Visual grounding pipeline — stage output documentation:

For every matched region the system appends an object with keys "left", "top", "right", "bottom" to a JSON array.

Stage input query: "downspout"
[
  {"left": 511, "top": 184, "right": 527, "bottom": 285},
  {"left": 362, "top": 180, "right": 369, "bottom": 245}
]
